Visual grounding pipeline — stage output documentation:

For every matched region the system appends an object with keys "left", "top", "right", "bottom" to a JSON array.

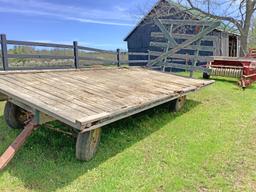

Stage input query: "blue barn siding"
[
  {"left": 127, "top": 28, "right": 219, "bottom": 67},
  {"left": 126, "top": 20, "right": 221, "bottom": 67},
  {"left": 127, "top": 23, "right": 159, "bottom": 66},
  {"left": 126, "top": 7, "right": 185, "bottom": 66}
]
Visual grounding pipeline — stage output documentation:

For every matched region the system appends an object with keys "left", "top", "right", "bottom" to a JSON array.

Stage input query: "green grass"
[{"left": 0, "top": 75, "right": 256, "bottom": 192}]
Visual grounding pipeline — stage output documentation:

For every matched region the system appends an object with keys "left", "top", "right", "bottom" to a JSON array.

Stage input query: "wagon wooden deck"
[
  {"left": 0, "top": 67, "right": 214, "bottom": 170},
  {"left": 0, "top": 67, "right": 213, "bottom": 130}
]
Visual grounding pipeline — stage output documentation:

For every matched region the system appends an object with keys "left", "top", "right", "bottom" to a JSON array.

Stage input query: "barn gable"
[
  {"left": 124, "top": 0, "right": 240, "bottom": 67},
  {"left": 124, "top": 0, "right": 239, "bottom": 41}
]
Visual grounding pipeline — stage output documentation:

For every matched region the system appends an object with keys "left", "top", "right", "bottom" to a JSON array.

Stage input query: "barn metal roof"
[{"left": 124, "top": 0, "right": 240, "bottom": 41}]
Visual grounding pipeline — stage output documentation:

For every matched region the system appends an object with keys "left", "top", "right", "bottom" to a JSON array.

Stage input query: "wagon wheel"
[
  {"left": 4, "top": 101, "right": 30, "bottom": 129},
  {"left": 169, "top": 96, "right": 186, "bottom": 112},
  {"left": 76, "top": 128, "right": 101, "bottom": 161}
]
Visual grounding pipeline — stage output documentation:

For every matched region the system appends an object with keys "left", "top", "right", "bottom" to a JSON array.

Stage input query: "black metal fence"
[{"left": 0, "top": 34, "right": 149, "bottom": 71}]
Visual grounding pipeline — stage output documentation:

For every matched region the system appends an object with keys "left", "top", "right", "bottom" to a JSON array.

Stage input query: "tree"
[
  {"left": 10, "top": 46, "right": 35, "bottom": 65},
  {"left": 185, "top": 0, "right": 256, "bottom": 56},
  {"left": 248, "top": 16, "right": 256, "bottom": 48}
]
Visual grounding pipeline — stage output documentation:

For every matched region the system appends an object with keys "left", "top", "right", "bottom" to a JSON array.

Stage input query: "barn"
[{"left": 124, "top": 0, "right": 240, "bottom": 67}]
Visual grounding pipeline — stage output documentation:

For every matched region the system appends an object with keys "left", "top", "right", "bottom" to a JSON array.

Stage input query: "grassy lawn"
[{"left": 0, "top": 75, "right": 256, "bottom": 191}]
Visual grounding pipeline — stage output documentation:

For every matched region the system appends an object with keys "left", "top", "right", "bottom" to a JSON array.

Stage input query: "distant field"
[
  {"left": 0, "top": 74, "right": 256, "bottom": 191},
  {"left": 6, "top": 46, "right": 128, "bottom": 68}
]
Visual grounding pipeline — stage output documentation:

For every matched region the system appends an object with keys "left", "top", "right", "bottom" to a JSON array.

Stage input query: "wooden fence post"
[
  {"left": 73, "top": 41, "right": 79, "bottom": 69},
  {"left": 116, "top": 49, "right": 120, "bottom": 67},
  {"left": 0, "top": 34, "right": 8, "bottom": 70}
]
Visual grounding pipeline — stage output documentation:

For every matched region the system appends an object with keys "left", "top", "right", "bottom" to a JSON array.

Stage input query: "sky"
[{"left": 0, "top": 0, "right": 157, "bottom": 50}]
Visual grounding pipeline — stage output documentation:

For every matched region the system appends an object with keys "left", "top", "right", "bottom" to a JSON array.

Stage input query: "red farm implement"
[{"left": 203, "top": 48, "right": 256, "bottom": 89}]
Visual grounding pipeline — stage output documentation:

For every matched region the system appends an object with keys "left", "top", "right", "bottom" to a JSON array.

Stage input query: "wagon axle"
[{"left": 0, "top": 96, "right": 189, "bottom": 170}]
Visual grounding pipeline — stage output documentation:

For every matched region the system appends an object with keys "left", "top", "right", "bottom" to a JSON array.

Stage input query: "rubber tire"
[
  {"left": 76, "top": 128, "right": 101, "bottom": 161},
  {"left": 203, "top": 72, "right": 210, "bottom": 79},
  {"left": 169, "top": 96, "right": 186, "bottom": 112},
  {"left": 4, "top": 101, "right": 28, "bottom": 129}
]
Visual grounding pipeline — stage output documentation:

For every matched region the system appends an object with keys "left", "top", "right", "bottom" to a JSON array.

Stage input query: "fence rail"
[
  {"left": 7, "top": 54, "right": 74, "bottom": 60},
  {"left": 0, "top": 34, "right": 150, "bottom": 71},
  {"left": 0, "top": 34, "right": 210, "bottom": 77},
  {"left": 7, "top": 40, "right": 74, "bottom": 49}
]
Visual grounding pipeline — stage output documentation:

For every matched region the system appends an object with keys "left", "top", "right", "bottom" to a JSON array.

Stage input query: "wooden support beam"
[
  {"left": 161, "top": 22, "right": 174, "bottom": 72},
  {"left": 0, "top": 122, "right": 39, "bottom": 171},
  {"left": 159, "top": 19, "right": 218, "bottom": 26},
  {"left": 153, "top": 18, "right": 177, "bottom": 47},
  {"left": 190, "top": 40, "right": 201, "bottom": 77},
  {"left": 149, "top": 21, "right": 220, "bottom": 66},
  {"left": 150, "top": 41, "right": 214, "bottom": 52},
  {"left": 128, "top": 52, "right": 149, "bottom": 56},
  {"left": 149, "top": 51, "right": 212, "bottom": 62},
  {"left": 151, "top": 32, "right": 217, "bottom": 42}
]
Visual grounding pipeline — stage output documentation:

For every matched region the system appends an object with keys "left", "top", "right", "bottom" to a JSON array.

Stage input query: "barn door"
[{"left": 149, "top": 18, "right": 220, "bottom": 77}]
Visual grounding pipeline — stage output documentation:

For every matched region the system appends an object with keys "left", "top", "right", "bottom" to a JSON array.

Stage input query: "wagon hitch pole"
[{"left": 0, "top": 111, "right": 40, "bottom": 171}]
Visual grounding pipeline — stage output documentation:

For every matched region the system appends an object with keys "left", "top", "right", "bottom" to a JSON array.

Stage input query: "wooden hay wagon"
[{"left": 0, "top": 35, "right": 214, "bottom": 170}]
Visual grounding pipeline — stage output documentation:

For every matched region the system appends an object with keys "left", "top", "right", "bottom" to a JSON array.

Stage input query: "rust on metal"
[
  {"left": 0, "top": 122, "right": 39, "bottom": 171},
  {"left": 206, "top": 48, "right": 256, "bottom": 88}
]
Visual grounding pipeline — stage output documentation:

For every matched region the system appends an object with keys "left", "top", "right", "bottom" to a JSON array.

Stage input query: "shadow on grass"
[
  {"left": 209, "top": 77, "right": 238, "bottom": 84},
  {"left": 0, "top": 99, "right": 200, "bottom": 191},
  {"left": 210, "top": 77, "right": 256, "bottom": 90}
]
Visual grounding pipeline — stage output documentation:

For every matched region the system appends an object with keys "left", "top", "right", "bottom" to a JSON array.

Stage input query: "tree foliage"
[{"left": 184, "top": 0, "right": 256, "bottom": 56}]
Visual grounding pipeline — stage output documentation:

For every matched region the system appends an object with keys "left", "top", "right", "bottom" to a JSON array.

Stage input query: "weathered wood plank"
[
  {"left": 0, "top": 79, "right": 79, "bottom": 128},
  {"left": 65, "top": 70, "right": 178, "bottom": 98},
  {"left": 77, "top": 46, "right": 115, "bottom": 54},
  {"left": 151, "top": 32, "right": 217, "bottom": 42},
  {"left": 41, "top": 72, "right": 139, "bottom": 107},
  {"left": 94, "top": 70, "right": 183, "bottom": 93},
  {"left": 122, "top": 60, "right": 149, "bottom": 64},
  {"left": 149, "top": 51, "right": 211, "bottom": 62},
  {"left": 42, "top": 71, "right": 165, "bottom": 113},
  {"left": 7, "top": 40, "right": 73, "bottom": 49},
  {"left": 111, "top": 69, "right": 198, "bottom": 91},
  {"left": 153, "top": 18, "right": 177, "bottom": 47},
  {"left": 150, "top": 41, "right": 214, "bottom": 52},
  {"left": 128, "top": 52, "right": 149, "bottom": 56},
  {"left": 14, "top": 73, "right": 109, "bottom": 113},
  {"left": 159, "top": 19, "right": 219, "bottom": 26},
  {"left": 0, "top": 75, "right": 95, "bottom": 116}
]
